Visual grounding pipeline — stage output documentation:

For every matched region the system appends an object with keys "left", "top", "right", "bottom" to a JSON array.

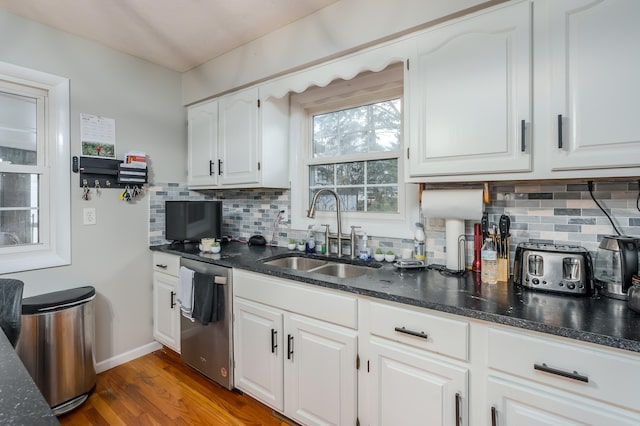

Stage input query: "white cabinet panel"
[
  {"left": 151, "top": 252, "right": 181, "bottom": 352},
  {"left": 187, "top": 100, "right": 219, "bottom": 186},
  {"left": 284, "top": 314, "right": 357, "bottom": 426},
  {"left": 233, "top": 298, "right": 284, "bottom": 411},
  {"left": 548, "top": 0, "right": 640, "bottom": 171},
  {"left": 488, "top": 375, "right": 640, "bottom": 426},
  {"left": 219, "top": 88, "right": 260, "bottom": 185},
  {"left": 367, "top": 337, "right": 468, "bottom": 426},
  {"left": 408, "top": 0, "right": 531, "bottom": 177},
  {"left": 152, "top": 272, "right": 179, "bottom": 351}
]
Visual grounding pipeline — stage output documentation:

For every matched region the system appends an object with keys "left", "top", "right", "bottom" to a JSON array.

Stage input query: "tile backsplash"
[{"left": 149, "top": 180, "right": 640, "bottom": 271}]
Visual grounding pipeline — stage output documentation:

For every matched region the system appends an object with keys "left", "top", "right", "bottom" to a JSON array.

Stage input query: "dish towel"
[
  {"left": 192, "top": 272, "right": 225, "bottom": 325},
  {"left": 177, "top": 266, "right": 195, "bottom": 319}
]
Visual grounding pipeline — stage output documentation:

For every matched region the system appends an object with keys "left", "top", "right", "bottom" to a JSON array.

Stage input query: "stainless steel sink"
[
  {"left": 261, "top": 255, "right": 378, "bottom": 278},
  {"left": 307, "top": 262, "right": 371, "bottom": 279},
  {"left": 262, "top": 256, "right": 328, "bottom": 271}
]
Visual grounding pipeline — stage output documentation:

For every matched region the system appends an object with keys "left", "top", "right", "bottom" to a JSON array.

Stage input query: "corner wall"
[{"left": 0, "top": 10, "right": 185, "bottom": 366}]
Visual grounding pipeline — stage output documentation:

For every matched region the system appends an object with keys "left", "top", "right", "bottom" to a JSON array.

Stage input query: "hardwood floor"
[{"left": 58, "top": 348, "right": 291, "bottom": 425}]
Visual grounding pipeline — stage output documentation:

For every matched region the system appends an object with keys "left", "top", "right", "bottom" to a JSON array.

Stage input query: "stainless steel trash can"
[{"left": 16, "top": 286, "right": 96, "bottom": 416}]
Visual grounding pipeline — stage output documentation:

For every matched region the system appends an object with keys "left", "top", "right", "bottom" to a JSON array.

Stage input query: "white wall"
[
  {"left": 182, "top": 0, "right": 498, "bottom": 105},
  {"left": 0, "top": 10, "right": 185, "bottom": 365}
]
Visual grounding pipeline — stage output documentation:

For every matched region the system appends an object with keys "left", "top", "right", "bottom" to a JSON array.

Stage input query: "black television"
[{"left": 165, "top": 200, "right": 223, "bottom": 243}]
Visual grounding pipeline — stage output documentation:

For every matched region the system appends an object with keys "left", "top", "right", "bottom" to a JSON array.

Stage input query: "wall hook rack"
[{"left": 73, "top": 156, "right": 147, "bottom": 189}]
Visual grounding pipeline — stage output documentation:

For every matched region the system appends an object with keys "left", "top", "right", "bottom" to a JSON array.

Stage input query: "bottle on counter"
[
  {"left": 305, "top": 226, "right": 316, "bottom": 254},
  {"left": 359, "top": 233, "right": 371, "bottom": 260},
  {"left": 414, "top": 222, "right": 426, "bottom": 261},
  {"left": 481, "top": 238, "right": 498, "bottom": 284}
]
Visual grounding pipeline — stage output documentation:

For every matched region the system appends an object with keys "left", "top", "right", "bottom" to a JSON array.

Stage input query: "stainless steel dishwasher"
[{"left": 179, "top": 257, "right": 233, "bottom": 390}]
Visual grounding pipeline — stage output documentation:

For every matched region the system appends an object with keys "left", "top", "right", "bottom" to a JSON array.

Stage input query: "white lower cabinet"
[
  {"left": 485, "top": 327, "right": 640, "bottom": 426},
  {"left": 284, "top": 313, "right": 357, "bottom": 426},
  {"left": 487, "top": 375, "right": 640, "bottom": 426},
  {"left": 152, "top": 252, "right": 181, "bottom": 352},
  {"left": 358, "top": 298, "right": 469, "bottom": 426},
  {"left": 234, "top": 298, "right": 284, "bottom": 410},
  {"left": 233, "top": 270, "right": 358, "bottom": 426},
  {"left": 365, "top": 337, "right": 468, "bottom": 426}
]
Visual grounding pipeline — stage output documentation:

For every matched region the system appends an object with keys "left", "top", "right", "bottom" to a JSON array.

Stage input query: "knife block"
[{"left": 497, "top": 237, "right": 510, "bottom": 283}]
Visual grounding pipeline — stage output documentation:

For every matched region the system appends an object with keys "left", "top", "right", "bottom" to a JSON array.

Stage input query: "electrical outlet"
[
  {"left": 280, "top": 208, "right": 288, "bottom": 222},
  {"left": 83, "top": 207, "right": 96, "bottom": 225}
]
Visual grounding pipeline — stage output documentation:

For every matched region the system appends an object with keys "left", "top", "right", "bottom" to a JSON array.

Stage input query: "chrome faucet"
[{"left": 307, "top": 188, "right": 355, "bottom": 257}]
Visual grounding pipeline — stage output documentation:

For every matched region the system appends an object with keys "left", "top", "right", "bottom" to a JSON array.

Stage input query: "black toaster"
[{"left": 513, "top": 243, "right": 593, "bottom": 296}]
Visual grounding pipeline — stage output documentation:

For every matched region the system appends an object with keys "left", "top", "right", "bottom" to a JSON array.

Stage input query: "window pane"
[
  {"left": 336, "top": 162, "right": 364, "bottom": 186},
  {"left": 367, "top": 186, "right": 398, "bottom": 212},
  {"left": 0, "top": 91, "right": 37, "bottom": 166},
  {"left": 337, "top": 187, "right": 364, "bottom": 212},
  {"left": 309, "top": 164, "right": 334, "bottom": 186},
  {"left": 367, "top": 159, "right": 398, "bottom": 184},
  {"left": 312, "top": 98, "right": 401, "bottom": 159},
  {"left": 0, "top": 173, "right": 39, "bottom": 246}
]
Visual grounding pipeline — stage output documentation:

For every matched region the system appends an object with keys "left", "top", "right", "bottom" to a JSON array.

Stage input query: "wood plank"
[{"left": 59, "top": 348, "right": 291, "bottom": 426}]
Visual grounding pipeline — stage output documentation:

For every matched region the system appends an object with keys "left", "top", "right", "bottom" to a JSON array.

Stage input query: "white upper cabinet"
[
  {"left": 187, "top": 100, "right": 219, "bottom": 186},
  {"left": 218, "top": 88, "right": 260, "bottom": 186},
  {"left": 408, "top": 0, "right": 532, "bottom": 178},
  {"left": 546, "top": 0, "right": 640, "bottom": 172},
  {"left": 187, "top": 87, "right": 289, "bottom": 189}
]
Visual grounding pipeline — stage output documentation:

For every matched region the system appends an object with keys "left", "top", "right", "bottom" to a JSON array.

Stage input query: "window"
[
  {"left": 309, "top": 99, "right": 401, "bottom": 213},
  {"left": 290, "top": 63, "right": 419, "bottom": 238},
  {"left": 0, "top": 61, "right": 70, "bottom": 273}
]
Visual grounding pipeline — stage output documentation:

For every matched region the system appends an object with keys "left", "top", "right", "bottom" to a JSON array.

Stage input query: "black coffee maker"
[{"left": 594, "top": 235, "right": 640, "bottom": 300}]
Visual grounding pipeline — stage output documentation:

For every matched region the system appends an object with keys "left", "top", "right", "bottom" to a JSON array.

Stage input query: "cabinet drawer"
[
  {"left": 152, "top": 252, "right": 180, "bottom": 277},
  {"left": 368, "top": 300, "right": 469, "bottom": 361},
  {"left": 234, "top": 269, "right": 357, "bottom": 329},
  {"left": 488, "top": 327, "right": 640, "bottom": 410}
]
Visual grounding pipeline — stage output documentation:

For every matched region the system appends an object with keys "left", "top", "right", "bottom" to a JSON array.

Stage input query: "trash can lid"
[{"left": 22, "top": 286, "right": 95, "bottom": 314}]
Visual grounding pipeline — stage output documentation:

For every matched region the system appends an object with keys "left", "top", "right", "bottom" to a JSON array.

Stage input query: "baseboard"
[{"left": 95, "top": 341, "right": 162, "bottom": 373}]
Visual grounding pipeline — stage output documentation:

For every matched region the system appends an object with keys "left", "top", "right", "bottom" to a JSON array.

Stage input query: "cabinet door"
[
  {"left": 364, "top": 337, "right": 468, "bottom": 426},
  {"left": 284, "top": 313, "right": 357, "bottom": 426},
  {"left": 233, "top": 298, "right": 284, "bottom": 411},
  {"left": 548, "top": 0, "right": 640, "bottom": 171},
  {"left": 218, "top": 87, "right": 260, "bottom": 186},
  {"left": 152, "top": 271, "right": 180, "bottom": 351},
  {"left": 408, "top": 1, "right": 531, "bottom": 177},
  {"left": 187, "top": 100, "right": 219, "bottom": 186},
  {"left": 487, "top": 375, "right": 640, "bottom": 426}
]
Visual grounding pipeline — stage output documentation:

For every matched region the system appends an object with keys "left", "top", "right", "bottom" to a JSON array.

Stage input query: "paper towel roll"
[
  {"left": 421, "top": 189, "right": 484, "bottom": 220},
  {"left": 421, "top": 189, "right": 484, "bottom": 271}
]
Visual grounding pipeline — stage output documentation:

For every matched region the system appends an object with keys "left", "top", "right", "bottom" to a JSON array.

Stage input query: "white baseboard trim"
[{"left": 95, "top": 341, "right": 162, "bottom": 373}]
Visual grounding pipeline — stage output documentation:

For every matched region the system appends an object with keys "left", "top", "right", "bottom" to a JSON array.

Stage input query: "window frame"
[
  {"left": 0, "top": 61, "right": 70, "bottom": 273},
  {"left": 289, "top": 64, "right": 419, "bottom": 239}
]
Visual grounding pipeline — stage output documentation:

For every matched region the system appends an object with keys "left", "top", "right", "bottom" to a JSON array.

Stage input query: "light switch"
[{"left": 83, "top": 208, "right": 96, "bottom": 225}]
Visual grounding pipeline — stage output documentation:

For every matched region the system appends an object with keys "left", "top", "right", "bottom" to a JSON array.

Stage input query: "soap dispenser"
[
  {"left": 359, "top": 233, "right": 371, "bottom": 260},
  {"left": 305, "top": 226, "right": 316, "bottom": 254}
]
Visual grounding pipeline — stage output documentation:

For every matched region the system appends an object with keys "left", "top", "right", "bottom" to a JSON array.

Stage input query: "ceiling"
[{"left": 0, "top": 0, "right": 339, "bottom": 72}]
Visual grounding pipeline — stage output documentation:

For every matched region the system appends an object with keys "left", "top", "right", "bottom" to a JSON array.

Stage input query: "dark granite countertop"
[
  {"left": 152, "top": 242, "right": 640, "bottom": 353},
  {"left": 0, "top": 331, "right": 58, "bottom": 425}
]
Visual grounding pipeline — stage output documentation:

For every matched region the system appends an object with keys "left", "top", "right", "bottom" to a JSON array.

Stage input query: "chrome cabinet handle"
[
  {"left": 557, "top": 114, "right": 564, "bottom": 149},
  {"left": 394, "top": 326, "right": 428, "bottom": 340},
  {"left": 521, "top": 119, "right": 526, "bottom": 152},
  {"left": 491, "top": 406, "right": 497, "bottom": 426},
  {"left": 287, "top": 334, "right": 294, "bottom": 360},
  {"left": 455, "top": 393, "right": 461, "bottom": 426},
  {"left": 170, "top": 291, "right": 176, "bottom": 309},
  {"left": 534, "top": 363, "right": 589, "bottom": 383},
  {"left": 271, "top": 329, "right": 278, "bottom": 354}
]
